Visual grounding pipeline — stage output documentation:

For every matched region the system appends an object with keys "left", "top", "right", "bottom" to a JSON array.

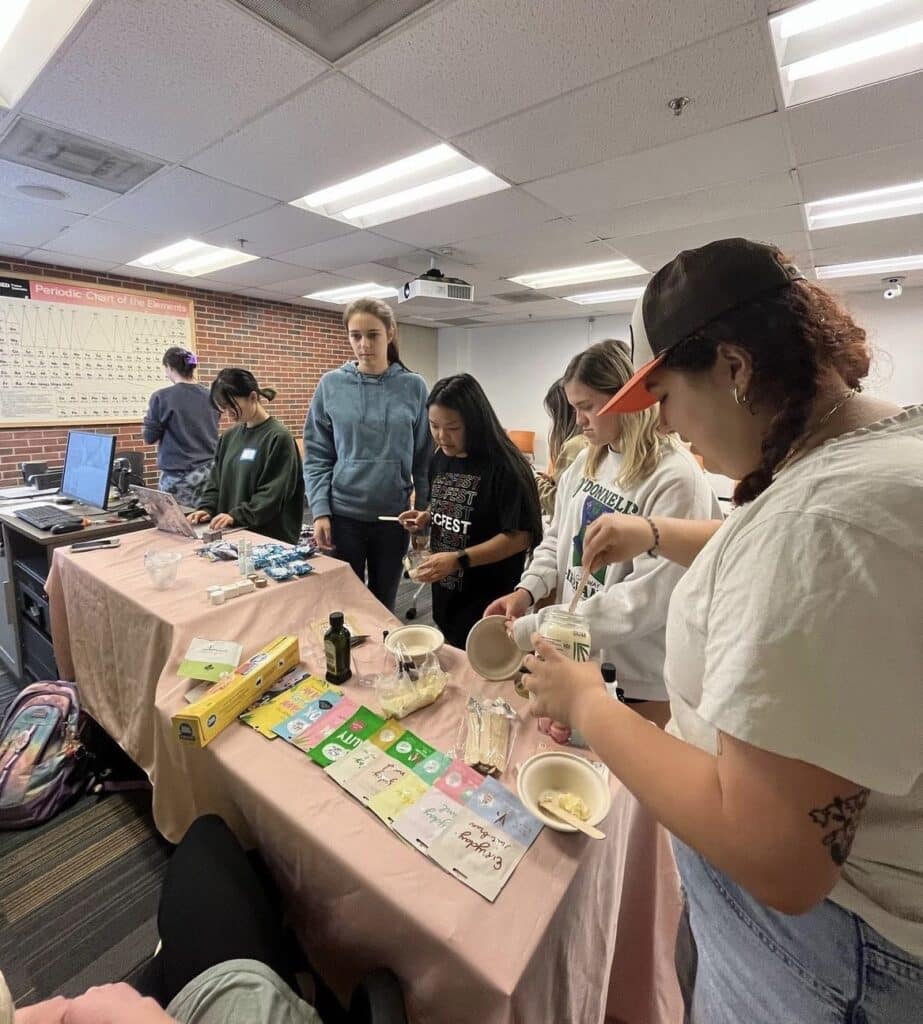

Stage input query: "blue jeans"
[
  {"left": 331, "top": 515, "right": 408, "bottom": 612},
  {"left": 673, "top": 839, "right": 923, "bottom": 1022}
]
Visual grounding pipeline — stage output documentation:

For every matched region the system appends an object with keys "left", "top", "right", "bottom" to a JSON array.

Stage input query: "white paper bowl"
[
  {"left": 384, "top": 624, "right": 444, "bottom": 665},
  {"left": 466, "top": 615, "right": 524, "bottom": 681},
  {"left": 517, "top": 750, "right": 612, "bottom": 833}
]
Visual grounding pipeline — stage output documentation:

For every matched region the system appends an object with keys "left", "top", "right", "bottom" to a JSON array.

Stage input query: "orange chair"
[{"left": 507, "top": 430, "right": 535, "bottom": 456}]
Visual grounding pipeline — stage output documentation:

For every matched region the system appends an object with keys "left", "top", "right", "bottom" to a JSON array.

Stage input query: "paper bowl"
[
  {"left": 517, "top": 750, "right": 612, "bottom": 833},
  {"left": 466, "top": 615, "right": 524, "bottom": 681},
  {"left": 384, "top": 624, "right": 444, "bottom": 665}
]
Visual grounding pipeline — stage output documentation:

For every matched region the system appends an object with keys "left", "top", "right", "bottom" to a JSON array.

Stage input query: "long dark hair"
[
  {"left": 427, "top": 373, "right": 543, "bottom": 547},
  {"left": 163, "top": 346, "right": 197, "bottom": 379},
  {"left": 343, "top": 297, "right": 405, "bottom": 367},
  {"left": 543, "top": 377, "right": 578, "bottom": 469},
  {"left": 210, "top": 368, "right": 277, "bottom": 420},
  {"left": 662, "top": 265, "right": 870, "bottom": 505}
]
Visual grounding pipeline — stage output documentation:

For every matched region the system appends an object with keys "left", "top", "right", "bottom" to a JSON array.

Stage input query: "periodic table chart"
[{"left": 0, "top": 275, "right": 196, "bottom": 426}]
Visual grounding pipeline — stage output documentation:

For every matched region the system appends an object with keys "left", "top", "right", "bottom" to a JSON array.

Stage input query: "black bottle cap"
[
  {"left": 330, "top": 612, "right": 344, "bottom": 627},
  {"left": 601, "top": 662, "right": 617, "bottom": 683}
]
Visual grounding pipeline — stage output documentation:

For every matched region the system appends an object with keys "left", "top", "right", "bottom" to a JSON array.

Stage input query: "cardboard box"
[{"left": 172, "top": 635, "right": 300, "bottom": 747}]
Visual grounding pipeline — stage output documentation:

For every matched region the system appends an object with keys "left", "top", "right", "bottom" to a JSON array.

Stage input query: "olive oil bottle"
[{"left": 324, "top": 612, "right": 352, "bottom": 684}]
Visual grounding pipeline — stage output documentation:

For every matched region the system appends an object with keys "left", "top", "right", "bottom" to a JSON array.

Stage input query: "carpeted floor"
[{"left": 0, "top": 576, "right": 433, "bottom": 1005}]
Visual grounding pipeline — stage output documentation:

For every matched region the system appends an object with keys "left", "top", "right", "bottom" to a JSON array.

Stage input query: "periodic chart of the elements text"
[{"left": 0, "top": 276, "right": 195, "bottom": 425}]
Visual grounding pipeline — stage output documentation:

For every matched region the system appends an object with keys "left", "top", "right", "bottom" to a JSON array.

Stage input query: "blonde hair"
[
  {"left": 342, "top": 297, "right": 401, "bottom": 365},
  {"left": 562, "top": 339, "right": 670, "bottom": 488}
]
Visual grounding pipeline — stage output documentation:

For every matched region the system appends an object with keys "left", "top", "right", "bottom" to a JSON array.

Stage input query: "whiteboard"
[{"left": 0, "top": 274, "right": 196, "bottom": 426}]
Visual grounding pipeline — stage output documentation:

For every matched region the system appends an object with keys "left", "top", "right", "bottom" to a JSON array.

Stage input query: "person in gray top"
[{"left": 143, "top": 347, "right": 220, "bottom": 506}]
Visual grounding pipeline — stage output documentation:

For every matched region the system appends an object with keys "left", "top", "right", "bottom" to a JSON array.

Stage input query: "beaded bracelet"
[{"left": 643, "top": 516, "right": 660, "bottom": 558}]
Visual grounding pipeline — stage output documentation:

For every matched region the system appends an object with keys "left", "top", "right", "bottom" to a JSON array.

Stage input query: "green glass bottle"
[{"left": 324, "top": 612, "right": 352, "bottom": 684}]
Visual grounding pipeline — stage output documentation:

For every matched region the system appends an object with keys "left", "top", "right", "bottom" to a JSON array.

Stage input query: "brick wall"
[{"left": 0, "top": 257, "right": 353, "bottom": 487}]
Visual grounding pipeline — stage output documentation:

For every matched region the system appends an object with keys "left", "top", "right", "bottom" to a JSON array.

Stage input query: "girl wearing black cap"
[
  {"left": 522, "top": 239, "right": 922, "bottom": 1021},
  {"left": 143, "top": 346, "right": 219, "bottom": 506}
]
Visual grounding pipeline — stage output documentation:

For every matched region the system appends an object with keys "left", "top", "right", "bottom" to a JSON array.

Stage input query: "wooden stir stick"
[{"left": 539, "top": 798, "right": 605, "bottom": 839}]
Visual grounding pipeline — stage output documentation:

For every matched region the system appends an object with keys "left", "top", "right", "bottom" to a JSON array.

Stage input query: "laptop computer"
[{"left": 129, "top": 485, "right": 205, "bottom": 540}]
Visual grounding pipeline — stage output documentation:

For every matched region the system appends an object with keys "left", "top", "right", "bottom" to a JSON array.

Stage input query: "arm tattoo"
[{"left": 808, "top": 788, "right": 870, "bottom": 866}]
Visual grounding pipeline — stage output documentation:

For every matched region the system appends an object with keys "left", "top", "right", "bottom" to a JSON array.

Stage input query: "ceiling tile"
[
  {"left": 40, "top": 218, "right": 170, "bottom": 263},
  {"left": 278, "top": 230, "right": 418, "bottom": 270},
  {"left": 610, "top": 207, "right": 809, "bottom": 270},
  {"left": 372, "top": 187, "right": 559, "bottom": 247},
  {"left": 798, "top": 139, "right": 923, "bottom": 203},
  {"left": 100, "top": 168, "right": 276, "bottom": 236},
  {"left": 334, "top": 262, "right": 408, "bottom": 285},
  {"left": 343, "top": 0, "right": 757, "bottom": 137},
  {"left": 809, "top": 215, "right": 923, "bottom": 265},
  {"left": 22, "top": 0, "right": 327, "bottom": 163},
  {"left": 451, "top": 221, "right": 615, "bottom": 276},
  {"left": 189, "top": 74, "right": 435, "bottom": 201},
  {"left": 0, "top": 158, "right": 118, "bottom": 215},
  {"left": 454, "top": 24, "right": 777, "bottom": 184},
  {"left": 580, "top": 173, "right": 800, "bottom": 240},
  {"left": 257, "top": 270, "right": 358, "bottom": 297},
  {"left": 0, "top": 195, "right": 83, "bottom": 248},
  {"left": 202, "top": 203, "right": 353, "bottom": 257},
  {"left": 524, "top": 114, "right": 791, "bottom": 215},
  {"left": 788, "top": 72, "right": 923, "bottom": 166},
  {"left": 23, "top": 250, "right": 119, "bottom": 273},
  {"left": 199, "top": 258, "right": 310, "bottom": 287}
]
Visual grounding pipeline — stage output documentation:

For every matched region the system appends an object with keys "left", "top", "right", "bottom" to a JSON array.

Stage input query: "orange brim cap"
[{"left": 599, "top": 352, "right": 664, "bottom": 415}]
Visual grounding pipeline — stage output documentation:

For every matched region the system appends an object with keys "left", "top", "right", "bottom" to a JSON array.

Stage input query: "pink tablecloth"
[{"left": 47, "top": 528, "right": 682, "bottom": 1024}]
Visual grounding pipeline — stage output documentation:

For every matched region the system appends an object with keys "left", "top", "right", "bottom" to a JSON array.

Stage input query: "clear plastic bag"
[
  {"left": 376, "top": 648, "right": 447, "bottom": 719},
  {"left": 455, "top": 695, "right": 518, "bottom": 776}
]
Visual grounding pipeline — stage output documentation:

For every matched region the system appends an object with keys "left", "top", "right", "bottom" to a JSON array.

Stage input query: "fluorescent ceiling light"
[
  {"left": 807, "top": 179, "right": 923, "bottom": 229},
  {"left": 776, "top": 0, "right": 893, "bottom": 40},
  {"left": 815, "top": 254, "right": 923, "bottom": 279},
  {"left": 305, "top": 282, "right": 399, "bottom": 304},
  {"left": 299, "top": 144, "right": 456, "bottom": 209},
  {"left": 510, "top": 258, "right": 647, "bottom": 291},
  {"left": 129, "top": 239, "right": 259, "bottom": 277},
  {"left": 769, "top": 0, "right": 923, "bottom": 107},
  {"left": 290, "top": 144, "right": 509, "bottom": 229},
  {"left": 564, "top": 286, "right": 646, "bottom": 305},
  {"left": 0, "top": 0, "right": 94, "bottom": 109},
  {"left": 0, "top": 1, "right": 30, "bottom": 54},
  {"left": 786, "top": 20, "right": 923, "bottom": 81}
]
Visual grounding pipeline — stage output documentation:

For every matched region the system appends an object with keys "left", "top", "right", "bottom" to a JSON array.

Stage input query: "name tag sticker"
[{"left": 240, "top": 448, "right": 258, "bottom": 462}]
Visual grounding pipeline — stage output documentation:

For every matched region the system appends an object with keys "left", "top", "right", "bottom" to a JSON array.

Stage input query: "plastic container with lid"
[{"left": 538, "top": 609, "right": 591, "bottom": 747}]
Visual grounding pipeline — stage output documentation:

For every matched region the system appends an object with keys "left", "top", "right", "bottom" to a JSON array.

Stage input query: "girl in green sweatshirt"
[{"left": 189, "top": 369, "right": 304, "bottom": 544}]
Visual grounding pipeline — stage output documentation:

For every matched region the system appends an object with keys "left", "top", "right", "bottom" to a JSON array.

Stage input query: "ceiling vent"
[
  {"left": 0, "top": 116, "right": 163, "bottom": 193},
  {"left": 493, "top": 290, "right": 554, "bottom": 303},
  {"left": 235, "top": 0, "right": 436, "bottom": 62}
]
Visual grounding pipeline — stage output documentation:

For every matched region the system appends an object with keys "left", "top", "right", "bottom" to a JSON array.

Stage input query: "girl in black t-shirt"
[{"left": 399, "top": 374, "right": 542, "bottom": 649}]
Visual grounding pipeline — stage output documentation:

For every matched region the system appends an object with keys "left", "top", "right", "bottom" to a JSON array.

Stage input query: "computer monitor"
[{"left": 60, "top": 431, "right": 116, "bottom": 510}]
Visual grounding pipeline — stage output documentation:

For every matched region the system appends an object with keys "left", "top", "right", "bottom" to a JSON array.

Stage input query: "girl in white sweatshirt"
[{"left": 485, "top": 340, "right": 719, "bottom": 721}]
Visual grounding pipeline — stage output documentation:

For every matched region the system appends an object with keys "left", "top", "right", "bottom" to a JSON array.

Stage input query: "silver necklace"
[{"left": 780, "top": 388, "right": 858, "bottom": 469}]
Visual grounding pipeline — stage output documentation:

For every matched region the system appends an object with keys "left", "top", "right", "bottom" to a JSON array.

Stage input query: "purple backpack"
[{"left": 0, "top": 681, "right": 90, "bottom": 829}]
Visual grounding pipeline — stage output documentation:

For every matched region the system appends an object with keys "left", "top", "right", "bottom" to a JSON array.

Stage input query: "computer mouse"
[
  {"left": 54, "top": 498, "right": 76, "bottom": 505},
  {"left": 50, "top": 522, "right": 83, "bottom": 535}
]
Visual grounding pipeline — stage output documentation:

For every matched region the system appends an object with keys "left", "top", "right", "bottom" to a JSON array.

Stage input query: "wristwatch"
[{"left": 457, "top": 550, "right": 471, "bottom": 570}]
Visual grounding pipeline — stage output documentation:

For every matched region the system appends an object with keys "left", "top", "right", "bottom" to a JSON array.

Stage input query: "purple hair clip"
[{"left": 186, "top": 352, "right": 198, "bottom": 366}]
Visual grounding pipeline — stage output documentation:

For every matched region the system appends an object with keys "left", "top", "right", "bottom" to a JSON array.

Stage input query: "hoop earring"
[{"left": 732, "top": 386, "right": 748, "bottom": 407}]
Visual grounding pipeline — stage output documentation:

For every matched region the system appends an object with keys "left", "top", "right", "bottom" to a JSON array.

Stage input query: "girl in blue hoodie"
[{"left": 304, "top": 298, "right": 431, "bottom": 611}]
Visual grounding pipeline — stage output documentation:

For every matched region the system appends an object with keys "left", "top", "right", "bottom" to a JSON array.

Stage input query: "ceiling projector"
[{"left": 397, "top": 267, "right": 474, "bottom": 312}]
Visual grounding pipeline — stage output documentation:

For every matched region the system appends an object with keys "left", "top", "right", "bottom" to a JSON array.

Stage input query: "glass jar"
[{"left": 538, "top": 609, "right": 592, "bottom": 747}]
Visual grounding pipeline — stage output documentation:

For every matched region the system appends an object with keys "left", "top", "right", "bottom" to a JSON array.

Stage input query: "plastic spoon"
[{"left": 567, "top": 566, "right": 591, "bottom": 615}]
